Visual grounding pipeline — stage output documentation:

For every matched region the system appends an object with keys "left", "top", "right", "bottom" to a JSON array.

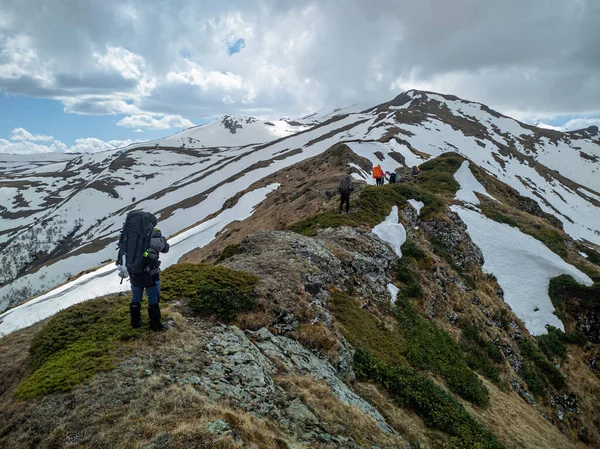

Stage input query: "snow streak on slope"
[
  {"left": 372, "top": 206, "right": 406, "bottom": 258},
  {"left": 452, "top": 205, "right": 593, "bottom": 335},
  {"left": 454, "top": 161, "right": 498, "bottom": 205},
  {"left": 0, "top": 184, "right": 279, "bottom": 336}
]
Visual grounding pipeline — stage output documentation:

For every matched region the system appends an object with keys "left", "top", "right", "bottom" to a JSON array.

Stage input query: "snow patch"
[
  {"left": 407, "top": 199, "right": 424, "bottom": 216},
  {"left": 0, "top": 184, "right": 279, "bottom": 337},
  {"left": 454, "top": 160, "right": 497, "bottom": 205},
  {"left": 387, "top": 283, "right": 399, "bottom": 304},
  {"left": 372, "top": 206, "right": 406, "bottom": 257},
  {"left": 452, "top": 205, "right": 593, "bottom": 335}
]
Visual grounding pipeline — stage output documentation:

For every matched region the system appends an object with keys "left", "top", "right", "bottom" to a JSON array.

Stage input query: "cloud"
[
  {"left": 0, "top": 136, "right": 136, "bottom": 155},
  {"left": 561, "top": 117, "right": 600, "bottom": 131},
  {"left": 0, "top": 0, "right": 598, "bottom": 123},
  {"left": 116, "top": 114, "right": 195, "bottom": 130},
  {"left": 10, "top": 127, "right": 54, "bottom": 141}
]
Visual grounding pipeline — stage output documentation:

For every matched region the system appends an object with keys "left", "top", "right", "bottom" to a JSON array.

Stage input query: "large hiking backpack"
[
  {"left": 339, "top": 177, "right": 352, "bottom": 195},
  {"left": 116, "top": 211, "right": 158, "bottom": 276},
  {"left": 389, "top": 172, "right": 397, "bottom": 183}
]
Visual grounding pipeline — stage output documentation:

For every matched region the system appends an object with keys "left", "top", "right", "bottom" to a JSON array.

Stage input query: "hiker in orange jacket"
[{"left": 372, "top": 164, "right": 384, "bottom": 186}]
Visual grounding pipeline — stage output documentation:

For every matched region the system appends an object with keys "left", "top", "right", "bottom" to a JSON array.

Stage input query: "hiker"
[
  {"left": 338, "top": 175, "right": 354, "bottom": 213},
  {"left": 116, "top": 211, "right": 170, "bottom": 331},
  {"left": 372, "top": 164, "right": 384, "bottom": 186},
  {"left": 388, "top": 171, "right": 398, "bottom": 184},
  {"left": 411, "top": 165, "right": 420, "bottom": 182}
]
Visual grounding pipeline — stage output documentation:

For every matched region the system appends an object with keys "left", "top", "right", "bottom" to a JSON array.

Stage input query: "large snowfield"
[{"left": 451, "top": 162, "right": 593, "bottom": 335}]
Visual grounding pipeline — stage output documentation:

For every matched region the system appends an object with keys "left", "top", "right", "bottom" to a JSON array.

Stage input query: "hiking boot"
[
  {"left": 130, "top": 303, "right": 142, "bottom": 329},
  {"left": 148, "top": 303, "right": 166, "bottom": 332}
]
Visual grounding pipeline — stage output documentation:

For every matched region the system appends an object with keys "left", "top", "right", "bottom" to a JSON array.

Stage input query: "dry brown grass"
[
  {"left": 462, "top": 377, "right": 584, "bottom": 449},
  {"left": 353, "top": 381, "right": 447, "bottom": 448},
  {"left": 277, "top": 374, "right": 407, "bottom": 449}
]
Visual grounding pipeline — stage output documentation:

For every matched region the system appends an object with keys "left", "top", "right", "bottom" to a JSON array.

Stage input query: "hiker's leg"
[
  {"left": 344, "top": 195, "right": 350, "bottom": 213},
  {"left": 147, "top": 281, "right": 160, "bottom": 305},
  {"left": 130, "top": 285, "right": 143, "bottom": 328},
  {"left": 339, "top": 194, "right": 344, "bottom": 212}
]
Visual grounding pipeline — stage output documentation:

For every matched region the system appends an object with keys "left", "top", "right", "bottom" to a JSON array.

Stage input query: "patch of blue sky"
[{"left": 226, "top": 38, "right": 246, "bottom": 56}]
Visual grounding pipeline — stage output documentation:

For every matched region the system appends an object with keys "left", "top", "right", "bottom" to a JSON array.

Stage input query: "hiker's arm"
[{"left": 160, "top": 238, "right": 170, "bottom": 253}]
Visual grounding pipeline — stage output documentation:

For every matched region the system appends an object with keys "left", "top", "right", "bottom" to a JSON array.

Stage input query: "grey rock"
[
  {"left": 286, "top": 398, "right": 318, "bottom": 425},
  {"left": 204, "top": 419, "right": 231, "bottom": 434}
]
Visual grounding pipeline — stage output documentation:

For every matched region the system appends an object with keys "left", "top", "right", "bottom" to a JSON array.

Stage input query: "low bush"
[
  {"left": 289, "top": 183, "right": 445, "bottom": 236},
  {"left": 330, "top": 290, "right": 489, "bottom": 406},
  {"left": 536, "top": 325, "right": 587, "bottom": 361},
  {"left": 518, "top": 338, "right": 566, "bottom": 396},
  {"left": 189, "top": 284, "right": 257, "bottom": 321},
  {"left": 459, "top": 321, "right": 503, "bottom": 383},
  {"left": 354, "top": 348, "right": 504, "bottom": 449},
  {"left": 160, "top": 263, "right": 259, "bottom": 301},
  {"left": 17, "top": 297, "right": 145, "bottom": 399},
  {"left": 217, "top": 243, "right": 240, "bottom": 261},
  {"left": 394, "top": 296, "right": 490, "bottom": 406}
]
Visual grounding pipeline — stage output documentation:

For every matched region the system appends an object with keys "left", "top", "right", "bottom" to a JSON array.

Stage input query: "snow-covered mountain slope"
[
  {"left": 1, "top": 89, "right": 599, "bottom": 323},
  {"left": 128, "top": 115, "right": 311, "bottom": 149}
]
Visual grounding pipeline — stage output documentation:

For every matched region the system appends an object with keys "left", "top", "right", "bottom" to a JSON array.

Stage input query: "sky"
[{"left": 0, "top": 0, "right": 599, "bottom": 154}]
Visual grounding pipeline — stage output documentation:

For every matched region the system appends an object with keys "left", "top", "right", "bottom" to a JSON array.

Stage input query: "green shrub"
[
  {"left": 459, "top": 321, "right": 502, "bottom": 383},
  {"left": 417, "top": 153, "right": 464, "bottom": 195},
  {"left": 518, "top": 338, "right": 566, "bottom": 396},
  {"left": 548, "top": 274, "right": 600, "bottom": 309},
  {"left": 189, "top": 284, "right": 257, "bottom": 321},
  {"left": 536, "top": 325, "right": 587, "bottom": 361},
  {"left": 354, "top": 348, "right": 504, "bottom": 449},
  {"left": 485, "top": 211, "right": 518, "bottom": 228},
  {"left": 394, "top": 296, "right": 489, "bottom": 406},
  {"left": 217, "top": 243, "right": 240, "bottom": 261},
  {"left": 17, "top": 297, "right": 145, "bottom": 399},
  {"left": 330, "top": 290, "right": 489, "bottom": 406},
  {"left": 532, "top": 228, "right": 567, "bottom": 257},
  {"left": 289, "top": 183, "right": 446, "bottom": 236},
  {"left": 160, "top": 263, "right": 259, "bottom": 301}
]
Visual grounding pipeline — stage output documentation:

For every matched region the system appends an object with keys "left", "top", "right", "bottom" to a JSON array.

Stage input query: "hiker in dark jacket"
[
  {"left": 338, "top": 175, "right": 354, "bottom": 213},
  {"left": 411, "top": 165, "right": 420, "bottom": 182},
  {"left": 130, "top": 227, "right": 170, "bottom": 331}
]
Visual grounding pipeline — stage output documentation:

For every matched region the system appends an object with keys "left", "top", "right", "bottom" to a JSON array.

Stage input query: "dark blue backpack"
[{"left": 116, "top": 211, "right": 157, "bottom": 276}]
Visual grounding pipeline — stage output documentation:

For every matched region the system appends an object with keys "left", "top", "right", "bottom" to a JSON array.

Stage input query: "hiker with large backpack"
[
  {"left": 372, "top": 164, "right": 384, "bottom": 186},
  {"left": 388, "top": 171, "right": 398, "bottom": 184},
  {"left": 338, "top": 175, "right": 354, "bottom": 214},
  {"left": 116, "top": 211, "right": 170, "bottom": 331},
  {"left": 411, "top": 165, "right": 420, "bottom": 182}
]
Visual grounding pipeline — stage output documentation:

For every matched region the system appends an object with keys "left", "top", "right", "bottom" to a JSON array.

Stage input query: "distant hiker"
[
  {"left": 388, "top": 171, "right": 398, "bottom": 184},
  {"left": 338, "top": 175, "right": 354, "bottom": 214},
  {"left": 372, "top": 164, "right": 384, "bottom": 186},
  {"left": 411, "top": 165, "right": 420, "bottom": 182},
  {"left": 116, "top": 211, "right": 170, "bottom": 332}
]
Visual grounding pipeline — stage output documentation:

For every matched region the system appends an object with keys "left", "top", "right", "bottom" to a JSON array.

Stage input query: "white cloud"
[
  {"left": 10, "top": 127, "right": 54, "bottom": 141},
  {"left": 0, "top": 0, "right": 598, "bottom": 122},
  {"left": 0, "top": 137, "right": 137, "bottom": 155},
  {"left": 116, "top": 114, "right": 195, "bottom": 130},
  {"left": 561, "top": 117, "right": 600, "bottom": 131}
]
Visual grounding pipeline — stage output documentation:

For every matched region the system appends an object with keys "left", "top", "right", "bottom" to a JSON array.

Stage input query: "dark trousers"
[
  {"left": 376, "top": 177, "right": 384, "bottom": 186},
  {"left": 339, "top": 192, "right": 350, "bottom": 212}
]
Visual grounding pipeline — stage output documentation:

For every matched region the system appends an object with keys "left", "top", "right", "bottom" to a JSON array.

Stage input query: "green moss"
[
  {"left": 428, "top": 236, "right": 477, "bottom": 289},
  {"left": 17, "top": 297, "right": 145, "bottom": 399},
  {"left": 217, "top": 243, "right": 240, "bottom": 261},
  {"left": 417, "top": 152, "right": 464, "bottom": 195},
  {"left": 160, "top": 263, "right": 259, "bottom": 301},
  {"left": 536, "top": 325, "right": 587, "bottom": 362},
  {"left": 518, "top": 338, "right": 566, "bottom": 396},
  {"left": 484, "top": 211, "right": 518, "bottom": 228},
  {"left": 189, "top": 284, "right": 257, "bottom": 321},
  {"left": 330, "top": 290, "right": 489, "bottom": 406},
  {"left": 354, "top": 348, "right": 504, "bottom": 449}
]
